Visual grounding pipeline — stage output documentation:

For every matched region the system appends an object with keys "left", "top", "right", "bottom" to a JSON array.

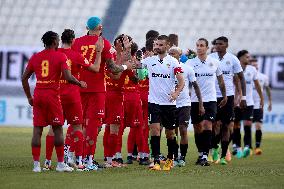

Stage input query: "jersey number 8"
[{"left": 41, "top": 60, "right": 49, "bottom": 77}]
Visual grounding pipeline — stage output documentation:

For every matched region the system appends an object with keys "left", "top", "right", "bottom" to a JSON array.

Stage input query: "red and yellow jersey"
[
  {"left": 57, "top": 48, "right": 90, "bottom": 102},
  {"left": 26, "top": 49, "right": 69, "bottom": 90},
  {"left": 72, "top": 35, "right": 113, "bottom": 93},
  {"left": 122, "top": 70, "right": 139, "bottom": 93},
  {"left": 139, "top": 78, "right": 149, "bottom": 101}
]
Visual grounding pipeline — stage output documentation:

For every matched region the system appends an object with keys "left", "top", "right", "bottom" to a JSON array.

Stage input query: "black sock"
[
  {"left": 255, "top": 130, "right": 262, "bottom": 148},
  {"left": 233, "top": 128, "right": 241, "bottom": 147},
  {"left": 173, "top": 137, "right": 179, "bottom": 160},
  {"left": 194, "top": 133, "right": 202, "bottom": 153},
  {"left": 151, "top": 136, "right": 160, "bottom": 164},
  {"left": 166, "top": 139, "right": 173, "bottom": 159},
  {"left": 221, "top": 141, "right": 229, "bottom": 158},
  {"left": 244, "top": 125, "right": 252, "bottom": 148},
  {"left": 212, "top": 132, "right": 221, "bottom": 149},
  {"left": 132, "top": 144, "right": 138, "bottom": 156},
  {"left": 202, "top": 130, "right": 212, "bottom": 155},
  {"left": 180, "top": 144, "right": 188, "bottom": 158}
]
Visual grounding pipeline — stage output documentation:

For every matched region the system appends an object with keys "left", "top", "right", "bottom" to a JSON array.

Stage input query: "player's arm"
[
  {"left": 233, "top": 74, "right": 242, "bottom": 107},
  {"left": 265, "top": 85, "right": 272, "bottom": 111},
  {"left": 236, "top": 71, "right": 247, "bottom": 108},
  {"left": 254, "top": 79, "right": 264, "bottom": 109},
  {"left": 87, "top": 37, "right": 104, "bottom": 72},
  {"left": 63, "top": 69, "right": 86, "bottom": 88},
  {"left": 217, "top": 74, "right": 227, "bottom": 107},
  {"left": 21, "top": 68, "right": 34, "bottom": 106},
  {"left": 192, "top": 81, "right": 205, "bottom": 115},
  {"left": 170, "top": 71, "right": 185, "bottom": 102}
]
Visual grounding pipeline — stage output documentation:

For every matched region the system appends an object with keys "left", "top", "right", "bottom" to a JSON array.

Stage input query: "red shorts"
[
  {"left": 81, "top": 92, "right": 106, "bottom": 120},
  {"left": 105, "top": 91, "right": 124, "bottom": 124},
  {"left": 33, "top": 89, "right": 64, "bottom": 126},
  {"left": 123, "top": 92, "right": 143, "bottom": 127},
  {"left": 61, "top": 101, "right": 83, "bottom": 125}
]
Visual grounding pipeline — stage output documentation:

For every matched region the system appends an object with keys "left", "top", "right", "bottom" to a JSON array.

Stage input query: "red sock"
[
  {"left": 85, "top": 118, "right": 99, "bottom": 156},
  {"left": 143, "top": 127, "right": 150, "bottom": 153},
  {"left": 127, "top": 128, "right": 136, "bottom": 153},
  {"left": 65, "top": 125, "right": 73, "bottom": 146},
  {"left": 73, "top": 130, "right": 83, "bottom": 157},
  {"left": 135, "top": 126, "right": 144, "bottom": 153},
  {"left": 103, "top": 125, "right": 110, "bottom": 157},
  {"left": 109, "top": 134, "right": 118, "bottom": 157},
  {"left": 32, "top": 146, "right": 41, "bottom": 161},
  {"left": 115, "top": 125, "right": 125, "bottom": 154},
  {"left": 69, "top": 132, "right": 75, "bottom": 153},
  {"left": 55, "top": 145, "right": 64, "bottom": 162},
  {"left": 45, "top": 135, "right": 54, "bottom": 160}
]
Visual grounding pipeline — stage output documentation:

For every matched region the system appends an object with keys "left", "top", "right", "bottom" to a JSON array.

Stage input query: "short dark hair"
[
  {"left": 216, "top": 36, "right": 228, "bottom": 43},
  {"left": 157, "top": 35, "right": 169, "bottom": 43},
  {"left": 131, "top": 42, "right": 138, "bottom": 56},
  {"left": 168, "top": 33, "right": 178, "bottom": 47},
  {"left": 145, "top": 37, "right": 155, "bottom": 52},
  {"left": 237, "top": 50, "right": 249, "bottom": 59},
  {"left": 146, "top": 30, "right": 159, "bottom": 40},
  {"left": 211, "top": 39, "right": 216, "bottom": 45},
  {"left": 41, "top": 31, "right": 59, "bottom": 47},
  {"left": 198, "top": 38, "right": 209, "bottom": 47},
  {"left": 61, "top": 29, "right": 75, "bottom": 44}
]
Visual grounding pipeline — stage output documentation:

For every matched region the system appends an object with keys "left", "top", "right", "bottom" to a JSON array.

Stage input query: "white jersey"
[
  {"left": 176, "top": 63, "right": 196, "bottom": 108},
  {"left": 141, "top": 54, "right": 182, "bottom": 105},
  {"left": 253, "top": 72, "right": 269, "bottom": 109},
  {"left": 186, "top": 56, "right": 222, "bottom": 103},
  {"left": 209, "top": 52, "right": 243, "bottom": 97},
  {"left": 243, "top": 65, "right": 258, "bottom": 106}
]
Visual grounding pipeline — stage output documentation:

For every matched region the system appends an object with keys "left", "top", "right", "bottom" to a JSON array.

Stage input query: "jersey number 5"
[{"left": 41, "top": 60, "right": 49, "bottom": 77}]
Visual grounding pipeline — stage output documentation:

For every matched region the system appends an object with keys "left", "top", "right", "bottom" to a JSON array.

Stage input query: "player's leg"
[
  {"left": 43, "top": 126, "right": 54, "bottom": 171},
  {"left": 243, "top": 106, "right": 254, "bottom": 158},
  {"left": 232, "top": 106, "right": 243, "bottom": 158},
  {"left": 31, "top": 126, "right": 44, "bottom": 172},
  {"left": 253, "top": 108, "right": 263, "bottom": 155}
]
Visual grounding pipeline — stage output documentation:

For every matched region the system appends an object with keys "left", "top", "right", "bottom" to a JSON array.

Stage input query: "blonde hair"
[{"left": 169, "top": 46, "right": 182, "bottom": 55}]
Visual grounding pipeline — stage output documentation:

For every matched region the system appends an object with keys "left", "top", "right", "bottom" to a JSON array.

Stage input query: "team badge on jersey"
[
  {"left": 166, "top": 63, "right": 171, "bottom": 68},
  {"left": 226, "top": 61, "right": 230, "bottom": 65},
  {"left": 209, "top": 62, "right": 214, "bottom": 67}
]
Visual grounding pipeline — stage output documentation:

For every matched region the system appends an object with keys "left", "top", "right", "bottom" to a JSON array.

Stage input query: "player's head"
[
  {"left": 250, "top": 58, "right": 258, "bottom": 70},
  {"left": 143, "top": 37, "right": 155, "bottom": 58},
  {"left": 146, "top": 30, "right": 159, "bottom": 40},
  {"left": 154, "top": 35, "right": 169, "bottom": 55},
  {"left": 41, "top": 31, "right": 59, "bottom": 49},
  {"left": 196, "top": 38, "right": 209, "bottom": 56},
  {"left": 215, "top": 36, "right": 228, "bottom": 53},
  {"left": 237, "top": 50, "right": 250, "bottom": 65},
  {"left": 168, "top": 33, "right": 178, "bottom": 47},
  {"left": 86, "top": 16, "right": 102, "bottom": 33},
  {"left": 114, "top": 34, "right": 132, "bottom": 51},
  {"left": 131, "top": 42, "right": 138, "bottom": 57},
  {"left": 61, "top": 29, "right": 75, "bottom": 45},
  {"left": 169, "top": 46, "right": 182, "bottom": 61}
]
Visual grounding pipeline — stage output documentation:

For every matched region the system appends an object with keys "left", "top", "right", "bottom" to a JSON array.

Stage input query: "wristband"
[
  {"left": 241, "top": 96, "right": 246, "bottom": 100},
  {"left": 122, "top": 65, "right": 127, "bottom": 70}
]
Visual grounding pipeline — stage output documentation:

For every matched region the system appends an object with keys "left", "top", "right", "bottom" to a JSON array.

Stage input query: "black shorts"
[
  {"left": 148, "top": 103, "right": 176, "bottom": 130},
  {"left": 216, "top": 96, "right": 235, "bottom": 124},
  {"left": 191, "top": 101, "right": 217, "bottom": 124},
  {"left": 175, "top": 106, "right": 190, "bottom": 127},
  {"left": 253, "top": 109, "right": 263, "bottom": 123},
  {"left": 234, "top": 106, "right": 254, "bottom": 122}
]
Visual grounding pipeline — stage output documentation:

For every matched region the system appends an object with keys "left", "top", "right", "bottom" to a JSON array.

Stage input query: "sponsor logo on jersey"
[
  {"left": 152, "top": 73, "right": 170, "bottom": 78},
  {"left": 222, "top": 71, "right": 231, "bottom": 75},
  {"left": 226, "top": 61, "right": 231, "bottom": 65},
  {"left": 195, "top": 73, "right": 214, "bottom": 77}
]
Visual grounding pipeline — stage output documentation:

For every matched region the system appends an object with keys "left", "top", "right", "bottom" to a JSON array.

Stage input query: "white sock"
[
  {"left": 88, "top": 155, "right": 93, "bottom": 165},
  {"left": 106, "top": 157, "right": 112, "bottom": 164},
  {"left": 127, "top": 153, "right": 133, "bottom": 157},
  {"left": 116, "top": 152, "right": 122, "bottom": 159},
  {"left": 34, "top": 161, "right": 40, "bottom": 167},
  {"left": 202, "top": 154, "right": 208, "bottom": 160},
  {"left": 139, "top": 152, "right": 144, "bottom": 159},
  {"left": 143, "top": 153, "right": 149, "bottom": 158}
]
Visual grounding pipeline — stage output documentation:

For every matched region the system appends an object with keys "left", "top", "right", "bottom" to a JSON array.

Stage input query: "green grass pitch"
[{"left": 0, "top": 127, "right": 284, "bottom": 189}]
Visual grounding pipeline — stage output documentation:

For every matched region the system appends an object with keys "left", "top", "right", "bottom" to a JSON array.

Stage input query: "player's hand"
[
  {"left": 240, "top": 99, "right": 247, "bottom": 109},
  {"left": 28, "top": 97, "right": 33, "bottom": 106},
  {"left": 122, "top": 35, "right": 132, "bottom": 50},
  {"left": 268, "top": 103, "right": 272, "bottom": 112},
  {"left": 95, "top": 36, "right": 104, "bottom": 53},
  {"left": 218, "top": 96, "right": 227, "bottom": 108},
  {"left": 199, "top": 103, "right": 205, "bottom": 116},
  {"left": 169, "top": 91, "right": 179, "bottom": 102},
  {"left": 79, "top": 81, "right": 87, "bottom": 88}
]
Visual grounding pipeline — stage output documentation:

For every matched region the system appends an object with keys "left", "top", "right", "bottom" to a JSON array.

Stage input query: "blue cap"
[{"left": 86, "top": 16, "right": 102, "bottom": 30}]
